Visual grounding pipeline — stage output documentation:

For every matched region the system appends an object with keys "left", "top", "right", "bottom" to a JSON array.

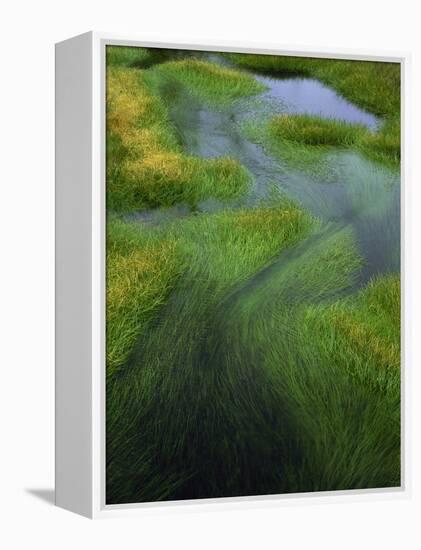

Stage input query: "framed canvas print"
[{"left": 55, "top": 32, "right": 409, "bottom": 518}]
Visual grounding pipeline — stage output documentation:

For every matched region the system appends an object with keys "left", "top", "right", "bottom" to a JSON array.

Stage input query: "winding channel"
[{"left": 128, "top": 54, "right": 400, "bottom": 286}]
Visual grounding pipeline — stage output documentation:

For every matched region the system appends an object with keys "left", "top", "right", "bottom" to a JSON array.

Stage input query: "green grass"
[
  {"left": 243, "top": 113, "right": 399, "bottom": 170},
  {"left": 104, "top": 47, "right": 401, "bottom": 503},
  {"left": 206, "top": 236, "right": 399, "bottom": 493},
  {"left": 168, "top": 200, "right": 314, "bottom": 287},
  {"left": 106, "top": 65, "right": 251, "bottom": 211},
  {"left": 113, "top": 152, "right": 250, "bottom": 210},
  {"left": 269, "top": 114, "right": 366, "bottom": 146},
  {"left": 242, "top": 117, "right": 344, "bottom": 182},
  {"left": 106, "top": 219, "right": 183, "bottom": 376},
  {"left": 106, "top": 200, "right": 316, "bottom": 502},
  {"left": 107, "top": 46, "right": 153, "bottom": 67},
  {"left": 151, "top": 58, "right": 266, "bottom": 105},
  {"left": 106, "top": 199, "right": 313, "bottom": 375},
  {"left": 285, "top": 274, "right": 401, "bottom": 488},
  {"left": 303, "top": 274, "right": 400, "bottom": 393},
  {"left": 227, "top": 53, "right": 400, "bottom": 166},
  {"left": 224, "top": 53, "right": 400, "bottom": 117},
  {"left": 266, "top": 114, "right": 400, "bottom": 165},
  {"left": 358, "top": 117, "right": 401, "bottom": 165},
  {"left": 106, "top": 45, "right": 176, "bottom": 68},
  {"left": 106, "top": 212, "right": 399, "bottom": 502}
]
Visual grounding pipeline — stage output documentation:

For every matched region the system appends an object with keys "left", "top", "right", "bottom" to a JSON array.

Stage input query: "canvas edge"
[{"left": 55, "top": 31, "right": 95, "bottom": 519}]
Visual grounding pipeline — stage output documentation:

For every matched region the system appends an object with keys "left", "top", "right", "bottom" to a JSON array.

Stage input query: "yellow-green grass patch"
[
  {"left": 303, "top": 274, "right": 400, "bottom": 393},
  {"left": 106, "top": 220, "right": 183, "bottom": 377},
  {"left": 106, "top": 66, "right": 251, "bottom": 211}
]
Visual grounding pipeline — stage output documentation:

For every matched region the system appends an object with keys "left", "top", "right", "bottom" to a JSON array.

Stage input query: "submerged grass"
[
  {"left": 106, "top": 199, "right": 313, "bottom": 378},
  {"left": 106, "top": 216, "right": 400, "bottom": 503},
  {"left": 212, "top": 234, "right": 400, "bottom": 493},
  {"left": 106, "top": 65, "right": 251, "bottom": 211},
  {"left": 106, "top": 201, "right": 316, "bottom": 502}
]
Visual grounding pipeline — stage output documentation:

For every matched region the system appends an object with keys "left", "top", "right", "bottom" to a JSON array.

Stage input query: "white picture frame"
[{"left": 55, "top": 31, "right": 410, "bottom": 519}]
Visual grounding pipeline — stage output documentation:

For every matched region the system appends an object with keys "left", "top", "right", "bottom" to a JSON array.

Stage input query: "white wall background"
[{"left": 0, "top": 0, "right": 419, "bottom": 547}]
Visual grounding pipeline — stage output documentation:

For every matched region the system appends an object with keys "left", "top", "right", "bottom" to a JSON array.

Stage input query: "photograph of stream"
[{"left": 105, "top": 45, "right": 401, "bottom": 504}]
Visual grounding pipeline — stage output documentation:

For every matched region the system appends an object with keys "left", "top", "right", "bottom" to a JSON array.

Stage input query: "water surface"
[
  {"left": 256, "top": 75, "right": 379, "bottom": 129},
  {"left": 128, "top": 53, "right": 400, "bottom": 283}
]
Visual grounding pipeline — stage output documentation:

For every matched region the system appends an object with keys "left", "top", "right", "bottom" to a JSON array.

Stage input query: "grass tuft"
[
  {"left": 358, "top": 117, "right": 401, "bottom": 165},
  {"left": 106, "top": 66, "right": 251, "bottom": 211},
  {"left": 262, "top": 113, "right": 400, "bottom": 166},
  {"left": 269, "top": 114, "right": 366, "bottom": 146},
  {"left": 152, "top": 58, "right": 266, "bottom": 105},
  {"left": 303, "top": 274, "right": 400, "bottom": 393},
  {"left": 106, "top": 220, "right": 183, "bottom": 376},
  {"left": 106, "top": 45, "right": 177, "bottom": 69},
  {"left": 106, "top": 46, "right": 153, "bottom": 67},
  {"left": 118, "top": 153, "right": 250, "bottom": 210},
  {"left": 227, "top": 53, "right": 400, "bottom": 166}
]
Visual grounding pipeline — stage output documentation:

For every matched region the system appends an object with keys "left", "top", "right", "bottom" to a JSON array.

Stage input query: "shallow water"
[
  {"left": 256, "top": 75, "right": 380, "bottom": 129},
  {"left": 154, "top": 57, "right": 400, "bottom": 283},
  {"left": 129, "top": 58, "right": 400, "bottom": 281}
]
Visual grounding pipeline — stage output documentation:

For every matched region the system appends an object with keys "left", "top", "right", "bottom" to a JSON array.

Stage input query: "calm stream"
[{"left": 128, "top": 53, "right": 400, "bottom": 286}]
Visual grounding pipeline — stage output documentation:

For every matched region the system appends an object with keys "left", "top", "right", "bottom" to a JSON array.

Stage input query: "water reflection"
[
  {"left": 126, "top": 54, "right": 399, "bottom": 282},
  {"left": 256, "top": 75, "right": 380, "bottom": 129}
]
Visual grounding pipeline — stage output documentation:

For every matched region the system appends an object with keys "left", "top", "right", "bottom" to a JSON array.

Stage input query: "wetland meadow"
[{"left": 105, "top": 46, "right": 401, "bottom": 504}]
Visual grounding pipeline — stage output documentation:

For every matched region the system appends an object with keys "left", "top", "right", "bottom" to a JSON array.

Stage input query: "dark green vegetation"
[
  {"left": 226, "top": 53, "right": 400, "bottom": 165},
  {"left": 105, "top": 46, "right": 401, "bottom": 504}
]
